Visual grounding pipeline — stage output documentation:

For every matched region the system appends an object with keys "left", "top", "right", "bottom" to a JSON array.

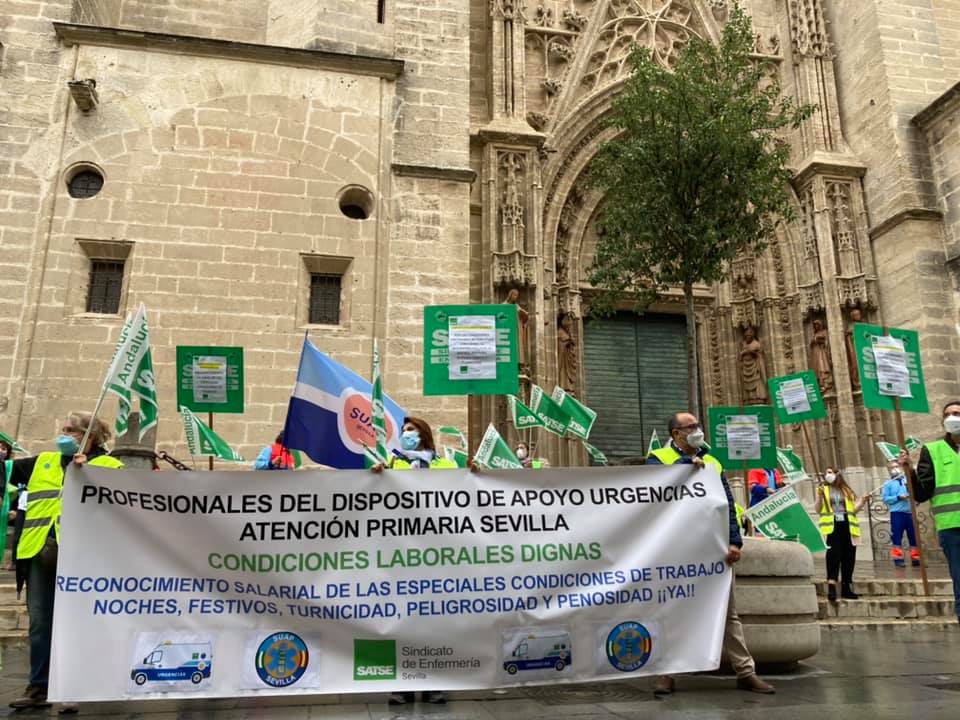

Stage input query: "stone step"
[
  {"left": 817, "top": 596, "right": 955, "bottom": 619},
  {"left": 0, "top": 605, "right": 28, "bottom": 632},
  {"left": 0, "top": 582, "right": 23, "bottom": 606},
  {"left": 814, "top": 579, "right": 953, "bottom": 597},
  {"left": 821, "top": 618, "right": 959, "bottom": 631}
]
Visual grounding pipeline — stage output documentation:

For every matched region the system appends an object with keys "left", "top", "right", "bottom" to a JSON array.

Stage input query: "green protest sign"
[
  {"left": 768, "top": 370, "right": 826, "bottom": 424},
  {"left": 438, "top": 426, "right": 468, "bottom": 450},
  {"left": 707, "top": 406, "right": 777, "bottom": 469},
  {"left": 529, "top": 385, "right": 571, "bottom": 436},
  {"left": 583, "top": 441, "right": 608, "bottom": 466},
  {"left": 444, "top": 446, "right": 469, "bottom": 468},
  {"left": 176, "top": 346, "right": 244, "bottom": 414},
  {"left": 552, "top": 387, "right": 596, "bottom": 440},
  {"left": 507, "top": 395, "right": 545, "bottom": 431},
  {"left": 853, "top": 323, "right": 928, "bottom": 413},
  {"left": 876, "top": 437, "right": 922, "bottom": 462},
  {"left": 423, "top": 305, "right": 518, "bottom": 396},
  {"left": 776, "top": 446, "right": 808, "bottom": 484},
  {"left": 746, "top": 486, "right": 827, "bottom": 554},
  {"left": 474, "top": 424, "right": 522, "bottom": 469}
]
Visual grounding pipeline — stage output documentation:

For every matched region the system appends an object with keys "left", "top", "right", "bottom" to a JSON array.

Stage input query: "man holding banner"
[{"left": 646, "top": 412, "right": 775, "bottom": 696}]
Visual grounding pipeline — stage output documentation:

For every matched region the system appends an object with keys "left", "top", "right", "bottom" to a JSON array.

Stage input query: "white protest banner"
[{"left": 52, "top": 464, "right": 733, "bottom": 701}]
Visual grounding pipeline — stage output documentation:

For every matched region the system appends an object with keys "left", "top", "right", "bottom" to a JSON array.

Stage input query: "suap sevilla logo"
[
  {"left": 338, "top": 390, "right": 397, "bottom": 453},
  {"left": 354, "top": 639, "right": 396, "bottom": 681}
]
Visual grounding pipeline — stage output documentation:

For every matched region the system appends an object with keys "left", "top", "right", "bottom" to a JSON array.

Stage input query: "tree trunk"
[{"left": 684, "top": 282, "right": 700, "bottom": 417}]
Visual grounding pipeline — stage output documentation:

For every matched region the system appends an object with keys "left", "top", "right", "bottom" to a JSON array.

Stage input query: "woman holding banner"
[
  {"left": 815, "top": 467, "right": 870, "bottom": 601},
  {"left": 371, "top": 416, "right": 454, "bottom": 705},
  {"left": 8, "top": 412, "right": 123, "bottom": 712}
]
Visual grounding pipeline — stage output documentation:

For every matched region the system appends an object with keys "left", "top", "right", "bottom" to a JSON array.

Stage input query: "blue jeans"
[
  {"left": 939, "top": 527, "right": 960, "bottom": 622},
  {"left": 26, "top": 536, "right": 58, "bottom": 688}
]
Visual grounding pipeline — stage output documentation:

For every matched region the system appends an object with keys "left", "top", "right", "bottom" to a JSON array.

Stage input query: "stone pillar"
[{"left": 111, "top": 412, "right": 157, "bottom": 470}]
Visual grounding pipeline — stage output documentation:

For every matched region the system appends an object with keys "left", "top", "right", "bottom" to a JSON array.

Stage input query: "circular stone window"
[
  {"left": 66, "top": 168, "right": 104, "bottom": 199},
  {"left": 337, "top": 185, "right": 375, "bottom": 220}
]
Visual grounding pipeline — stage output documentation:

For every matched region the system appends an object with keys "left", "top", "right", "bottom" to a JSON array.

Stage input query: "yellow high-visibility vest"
[
  {"left": 817, "top": 486, "right": 860, "bottom": 538},
  {"left": 16, "top": 451, "right": 123, "bottom": 560}
]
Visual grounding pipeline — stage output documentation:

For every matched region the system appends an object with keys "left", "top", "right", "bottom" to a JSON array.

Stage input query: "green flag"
[
  {"left": 438, "top": 426, "right": 468, "bottom": 450},
  {"left": 745, "top": 486, "right": 827, "bottom": 554},
  {"left": 776, "top": 446, "right": 808, "bottom": 484},
  {"left": 583, "top": 441, "right": 608, "bottom": 466},
  {"left": 529, "top": 385, "right": 570, "bottom": 436},
  {"left": 507, "top": 395, "right": 545, "bottom": 430},
  {"left": 875, "top": 441, "right": 900, "bottom": 462},
  {"left": 905, "top": 436, "right": 922, "bottom": 452},
  {"left": 444, "top": 446, "right": 469, "bottom": 468},
  {"left": 180, "top": 406, "right": 243, "bottom": 462},
  {"left": 474, "top": 423, "right": 522, "bottom": 469},
  {"left": 0, "top": 431, "right": 26, "bottom": 455},
  {"left": 647, "top": 429, "right": 662, "bottom": 455},
  {"left": 106, "top": 304, "right": 158, "bottom": 441},
  {"left": 370, "top": 339, "right": 388, "bottom": 465},
  {"left": 552, "top": 387, "right": 597, "bottom": 439}
]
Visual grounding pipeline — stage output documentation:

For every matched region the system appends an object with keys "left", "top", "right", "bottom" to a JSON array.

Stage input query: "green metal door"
[{"left": 583, "top": 313, "right": 689, "bottom": 462}]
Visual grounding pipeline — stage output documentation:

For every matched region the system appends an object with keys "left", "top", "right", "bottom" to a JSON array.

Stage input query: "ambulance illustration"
[
  {"left": 503, "top": 632, "right": 571, "bottom": 674},
  {"left": 130, "top": 640, "right": 213, "bottom": 685}
]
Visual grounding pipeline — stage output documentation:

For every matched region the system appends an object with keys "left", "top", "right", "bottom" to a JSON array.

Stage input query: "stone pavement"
[{"left": 1, "top": 629, "right": 959, "bottom": 719}]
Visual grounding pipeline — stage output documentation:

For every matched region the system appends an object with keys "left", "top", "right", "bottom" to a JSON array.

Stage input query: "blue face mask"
[
  {"left": 56, "top": 434, "right": 80, "bottom": 456},
  {"left": 400, "top": 431, "right": 420, "bottom": 451}
]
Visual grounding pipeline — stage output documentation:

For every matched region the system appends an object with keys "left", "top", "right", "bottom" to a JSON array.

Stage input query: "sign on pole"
[
  {"left": 745, "top": 486, "right": 827, "bottom": 554},
  {"left": 776, "top": 446, "right": 808, "bottom": 484},
  {"left": 853, "top": 323, "right": 929, "bottom": 413},
  {"left": 707, "top": 406, "right": 777, "bottom": 469},
  {"left": 768, "top": 370, "right": 826, "bottom": 424},
  {"left": 176, "top": 346, "right": 244, "bottom": 414},
  {"left": 423, "top": 305, "right": 519, "bottom": 396}
]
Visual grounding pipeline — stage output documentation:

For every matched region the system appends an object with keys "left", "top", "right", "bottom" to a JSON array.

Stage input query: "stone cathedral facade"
[{"left": 2, "top": 0, "right": 960, "bottom": 520}]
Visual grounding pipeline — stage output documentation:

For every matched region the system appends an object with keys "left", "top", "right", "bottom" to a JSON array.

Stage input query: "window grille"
[
  {"left": 86, "top": 260, "right": 124, "bottom": 314},
  {"left": 309, "top": 273, "right": 341, "bottom": 324}
]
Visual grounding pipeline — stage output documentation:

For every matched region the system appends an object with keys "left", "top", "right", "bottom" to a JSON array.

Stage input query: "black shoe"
[
  {"left": 389, "top": 692, "right": 414, "bottom": 706},
  {"left": 423, "top": 691, "right": 447, "bottom": 704},
  {"left": 827, "top": 584, "right": 837, "bottom": 602},
  {"left": 9, "top": 685, "right": 50, "bottom": 709},
  {"left": 841, "top": 583, "right": 859, "bottom": 600}
]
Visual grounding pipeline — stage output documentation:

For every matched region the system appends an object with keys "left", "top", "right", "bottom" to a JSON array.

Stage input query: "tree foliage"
[{"left": 587, "top": 4, "right": 814, "bottom": 412}]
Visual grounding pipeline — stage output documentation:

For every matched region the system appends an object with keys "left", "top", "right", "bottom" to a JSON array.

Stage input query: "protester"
[
  {"left": 646, "top": 412, "right": 775, "bottom": 696},
  {"left": 2, "top": 436, "right": 25, "bottom": 571},
  {"left": 7, "top": 413, "right": 123, "bottom": 712},
  {"left": 815, "top": 467, "right": 870, "bottom": 601},
  {"left": 254, "top": 432, "right": 295, "bottom": 470},
  {"left": 372, "top": 416, "right": 454, "bottom": 704},
  {"left": 882, "top": 461, "right": 918, "bottom": 567},
  {"left": 747, "top": 467, "right": 784, "bottom": 507},
  {"left": 515, "top": 441, "right": 543, "bottom": 469},
  {"left": 903, "top": 400, "right": 960, "bottom": 627}
]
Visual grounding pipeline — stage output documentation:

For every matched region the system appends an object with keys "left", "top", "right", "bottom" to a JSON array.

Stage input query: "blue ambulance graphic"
[
  {"left": 130, "top": 641, "right": 212, "bottom": 685},
  {"left": 503, "top": 633, "right": 572, "bottom": 674}
]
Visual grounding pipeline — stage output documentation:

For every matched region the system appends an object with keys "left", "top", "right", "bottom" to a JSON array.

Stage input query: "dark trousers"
[
  {"left": 939, "top": 527, "right": 960, "bottom": 622},
  {"left": 890, "top": 511, "right": 917, "bottom": 548},
  {"left": 825, "top": 520, "right": 857, "bottom": 584},
  {"left": 26, "top": 536, "right": 58, "bottom": 688}
]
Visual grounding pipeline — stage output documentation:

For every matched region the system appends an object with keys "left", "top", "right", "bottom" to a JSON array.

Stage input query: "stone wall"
[
  {"left": 117, "top": 0, "right": 269, "bottom": 44},
  {"left": 266, "top": 0, "right": 392, "bottom": 57},
  {"left": 72, "top": 0, "right": 118, "bottom": 25}
]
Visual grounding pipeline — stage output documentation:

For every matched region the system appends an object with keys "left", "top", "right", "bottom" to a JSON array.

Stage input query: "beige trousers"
[{"left": 722, "top": 577, "right": 756, "bottom": 679}]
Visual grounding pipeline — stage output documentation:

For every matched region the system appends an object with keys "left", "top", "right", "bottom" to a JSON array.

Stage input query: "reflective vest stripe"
[
  {"left": 925, "top": 440, "right": 960, "bottom": 532},
  {"left": 16, "top": 452, "right": 123, "bottom": 560},
  {"left": 649, "top": 446, "right": 724, "bottom": 475},
  {"left": 818, "top": 486, "right": 860, "bottom": 537}
]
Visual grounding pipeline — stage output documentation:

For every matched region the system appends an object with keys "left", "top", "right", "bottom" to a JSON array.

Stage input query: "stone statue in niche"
[
  {"left": 504, "top": 288, "right": 530, "bottom": 368},
  {"left": 557, "top": 311, "right": 578, "bottom": 393},
  {"left": 844, "top": 306, "right": 862, "bottom": 391},
  {"left": 738, "top": 326, "right": 768, "bottom": 404},
  {"left": 810, "top": 317, "right": 834, "bottom": 394}
]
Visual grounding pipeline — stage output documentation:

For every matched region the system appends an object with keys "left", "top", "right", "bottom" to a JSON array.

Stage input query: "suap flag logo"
[
  {"left": 255, "top": 632, "right": 310, "bottom": 688},
  {"left": 354, "top": 639, "right": 396, "bottom": 681},
  {"left": 284, "top": 338, "right": 406, "bottom": 468},
  {"left": 605, "top": 622, "right": 653, "bottom": 672}
]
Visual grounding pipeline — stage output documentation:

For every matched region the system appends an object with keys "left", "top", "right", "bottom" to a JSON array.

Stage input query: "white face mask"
[
  {"left": 516, "top": 447, "right": 527, "bottom": 460},
  {"left": 944, "top": 415, "right": 960, "bottom": 435},
  {"left": 685, "top": 429, "right": 705, "bottom": 449},
  {"left": 824, "top": 472, "right": 837, "bottom": 485}
]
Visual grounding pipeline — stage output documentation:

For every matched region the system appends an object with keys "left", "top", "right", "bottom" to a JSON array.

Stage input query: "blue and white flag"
[{"left": 283, "top": 338, "right": 406, "bottom": 468}]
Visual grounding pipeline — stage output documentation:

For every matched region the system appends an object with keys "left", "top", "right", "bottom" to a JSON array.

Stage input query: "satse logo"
[{"left": 354, "top": 639, "right": 396, "bottom": 681}]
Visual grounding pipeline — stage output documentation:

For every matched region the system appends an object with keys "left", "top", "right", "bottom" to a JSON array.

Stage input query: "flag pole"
[
  {"left": 800, "top": 422, "right": 823, "bottom": 493},
  {"left": 78, "top": 384, "right": 111, "bottom": 456},
  {"left": 208, "top": 413, "right": 214, "bottom": 471}
]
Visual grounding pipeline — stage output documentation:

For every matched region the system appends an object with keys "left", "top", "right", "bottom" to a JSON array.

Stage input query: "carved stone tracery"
[{"left": 789, "top": 0, "right": 827, "bottom": 59}]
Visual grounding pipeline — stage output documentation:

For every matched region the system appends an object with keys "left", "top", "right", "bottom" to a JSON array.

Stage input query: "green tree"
[{"left": 588, "top": 5, "right": 814, "bottom": 415}]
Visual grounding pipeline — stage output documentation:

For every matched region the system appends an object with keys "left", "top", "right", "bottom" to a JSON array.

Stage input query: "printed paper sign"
[
  {"left": 192, "top": 357, "right": 228, "bottom": 404},
  {"left": 872, "top": 335, "right": 911, "bottom": 398},
  {"left": 780, "top": 378, "right": 810, "bottom": 415},
  {"left": 726, "top": 416, "right": 761, "bottom": 461},
  {"left": 448, "top": 316, "right": 497, "bottom": 381}
]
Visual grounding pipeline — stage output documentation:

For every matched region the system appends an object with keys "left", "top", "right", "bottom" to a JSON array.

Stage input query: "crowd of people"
[{"left": 4, "top": 401, "right": 960, "bottom": 713}]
